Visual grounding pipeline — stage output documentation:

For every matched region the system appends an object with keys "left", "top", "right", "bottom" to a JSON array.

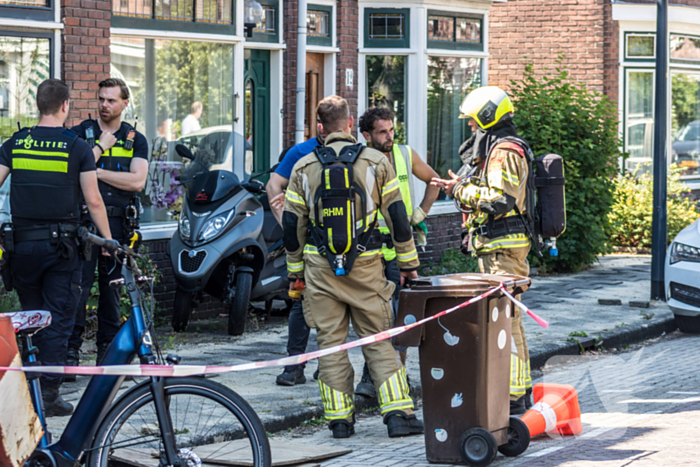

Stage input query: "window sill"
[
  {"left": 427, "top": 200, "right": 459, "bottom": 217},
  {"left": 0, "top": 18, "right": 63, "bottom": 29},
  {"left": 141, "top": 222, "right": 178, "bottom": 242}
]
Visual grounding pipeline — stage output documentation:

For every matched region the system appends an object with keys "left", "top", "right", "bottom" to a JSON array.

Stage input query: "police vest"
[
  {"left": 378, "top": 145, "right": 413, "bottom": 261},
  {"left": 80, "top": 120, "right": 137, "bottom": 205},
  {"left": 8, "top": 129, "right": 81, "bottom": 222}
]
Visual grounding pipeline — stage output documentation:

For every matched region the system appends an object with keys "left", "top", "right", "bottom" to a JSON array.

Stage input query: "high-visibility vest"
[{"left": 378, "top": 144, "right": 413, "bottom": 261}]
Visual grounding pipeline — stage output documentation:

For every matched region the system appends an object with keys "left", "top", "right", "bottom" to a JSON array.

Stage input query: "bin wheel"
[
  {"left": 498, "top": 416, "right": 531, "bottom": 457},
  {"left": 459, "top": 427, "right": 498, "bottom": 467}
]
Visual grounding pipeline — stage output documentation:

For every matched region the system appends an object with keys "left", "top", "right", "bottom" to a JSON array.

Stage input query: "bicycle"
[{"left": 14, "top": 229, "right": 271, "bottom": 467}]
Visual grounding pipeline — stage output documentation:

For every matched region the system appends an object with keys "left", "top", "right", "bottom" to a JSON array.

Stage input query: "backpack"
[{"left": 308, "top": 143, "right": 380, "bottom": 275}]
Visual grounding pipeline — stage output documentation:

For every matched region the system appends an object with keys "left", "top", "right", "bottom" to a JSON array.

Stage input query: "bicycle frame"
[{"left": 28, "top": 242, "right": 177, "bottom": 467}]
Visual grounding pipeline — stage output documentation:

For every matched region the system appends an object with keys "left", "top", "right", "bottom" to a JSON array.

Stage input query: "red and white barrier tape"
[{"left": 0, "top": 283, "right": 548, "bottom": 377}]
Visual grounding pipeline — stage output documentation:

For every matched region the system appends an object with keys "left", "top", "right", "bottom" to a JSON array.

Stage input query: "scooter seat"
[{"left": 6, "top": 310, "right": 52, "bottom": 334}]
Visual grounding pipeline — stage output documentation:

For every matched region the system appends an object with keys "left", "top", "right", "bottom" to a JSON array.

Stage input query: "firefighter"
[
  {"left": 284, "top": 95, "right": 424, "bottom": 438},
  {"left": 354, "top": 107, "right": 440, "bottom": 398},
  {"left": 0, "top": 79, "right": 114, "bottom": 416},
  {"left": 66, "top": 78, "right": 149, "bottom": 371},
  {"left": 431, "top": 86, "right": 533, "bottom": 414}
]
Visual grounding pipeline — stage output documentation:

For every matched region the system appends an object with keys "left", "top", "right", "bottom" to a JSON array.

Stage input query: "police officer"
[
  {"left": 354, "top": 107, "right": 440, "bottom": 398},
  {"left": 66, "top": 78, "right": 149, "bottom": 369},
  {"left": 431, "top": 86, "right": 533, "bottom": 415},
  {"left": 0, "top": 79, "right": 114, "bottom": 416},
  {"left": 284, "top": 96, "right": 423, "bottom": 439}
]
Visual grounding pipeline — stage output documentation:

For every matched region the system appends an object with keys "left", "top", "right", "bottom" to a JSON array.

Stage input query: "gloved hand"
[
  {"left": 410, "top": 206, "right": 427, "bottom": 226},
  {"left": 413, "top": 221, "right": 428, "bottom": 248}
]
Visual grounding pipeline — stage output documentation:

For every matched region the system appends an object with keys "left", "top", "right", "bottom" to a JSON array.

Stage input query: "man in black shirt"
[
  {"left": 67, "top": 78, "right": 149, "bottom": 368},
  {"left": 0, "top": 79, "right": 113, "bottom": 416}
]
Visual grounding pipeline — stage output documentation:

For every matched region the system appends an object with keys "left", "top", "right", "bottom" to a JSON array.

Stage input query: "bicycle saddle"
[{"left": 6, "top": 311, "right": 52, "bottom": 334}]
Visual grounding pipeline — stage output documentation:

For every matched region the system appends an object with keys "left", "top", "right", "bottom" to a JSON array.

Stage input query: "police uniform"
[
  {"left": 68, "top": 120, "right": 148, "bottom": 360},
  {"left": 455, "top": 140, "right": 532, "bottom": 402},
  {"left": 0, "top": 126, "right": 95, "bottom": 392},
  {"left": 284, "top": 132, "right": 421, "bottom": 435}
]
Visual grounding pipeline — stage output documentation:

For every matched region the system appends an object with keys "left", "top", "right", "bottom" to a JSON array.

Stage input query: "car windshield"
[
  {"left": 677, "top": 122, "right": 700, "bottom": 142},
  {"left": 180, "top": 129, "right": 251, "bottom": 183}
]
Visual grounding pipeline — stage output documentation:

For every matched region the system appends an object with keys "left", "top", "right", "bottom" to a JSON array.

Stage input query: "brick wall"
[
  {"left": 282, "top": 0, "right": 299, "bottom": 149},
  {"left": 488, "top": 0, "right": 608, "bottom": 96},
  {"left": 419, "top": 213, "right": 463, "bottom": 264},
  {"left": 61, "top": 0, "right": 111, "bottom": 127}
]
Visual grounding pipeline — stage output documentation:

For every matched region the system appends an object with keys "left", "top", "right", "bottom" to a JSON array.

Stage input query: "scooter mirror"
[{"left": 176, "top": 144, "right": 194, "bottom": 161}]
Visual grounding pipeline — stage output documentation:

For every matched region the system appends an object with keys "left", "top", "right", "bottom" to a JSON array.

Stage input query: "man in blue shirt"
[{"left": 266, "top": 135, "right": 321, "bottom": 385}]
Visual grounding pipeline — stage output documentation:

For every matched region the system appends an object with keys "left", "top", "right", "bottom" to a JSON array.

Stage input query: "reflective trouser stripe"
[
  {"left": 318, "top": 379, "right": 354, "bottom": 420},
  {"left": 510, "top": 354, "right": 528, "bottom": 396},
  {"left": 378, "top": 367, "right": 414, "bottom": 415},
  {"left": 524, "top": 360, "right": 532, "bottom": 389}
]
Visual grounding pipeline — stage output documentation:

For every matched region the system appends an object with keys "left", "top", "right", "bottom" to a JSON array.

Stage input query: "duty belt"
[
  {"left": 14, "top": 223, "right": 78, "bottom": 244},
  {"left": 473, "top": 215, "right": 527, "bottom": 238},
  {"left": 106, "top": 206, "right": 126, "bottom": 218}
]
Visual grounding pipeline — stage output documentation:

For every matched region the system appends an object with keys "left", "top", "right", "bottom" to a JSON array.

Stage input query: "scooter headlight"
[
  {"left": 179, "top": 214, "right": 191, "bottom": 239},
  {"left": 670, "top": 242, "right": 700, "bottom": 264},
  {"left": 199, "top": 210, "right": 234, "bottom": 242}
]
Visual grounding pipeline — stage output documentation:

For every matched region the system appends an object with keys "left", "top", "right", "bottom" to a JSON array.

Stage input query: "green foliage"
[
  {"left": 0, "top": 288, "right": 21, "bottom": 313},
  {"left": 608, "top": 165, "right": 699, "bottom": 248},
  {"left": 509, "top": 57, "right": 622, "bottom": 272},
  {"left": 419, "top": 248, "right": 478, "bottom": 276}
]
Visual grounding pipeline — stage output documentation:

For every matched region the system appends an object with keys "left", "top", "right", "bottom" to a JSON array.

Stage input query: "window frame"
[
  {"left": 112, "top": 0, "right": 236, "bottom": 35},
  {"left": 622, "top": 67, "right": 655, "bottom": 173},
  {"left": 364, "top": 8, "right": 410, "bottom": 49},
  {"left": 624, "top": 32, "right": 656, "bottom": 62},
  {"left": 365, "top": 54, "right": 409, "bottom": 144},
  {"left": 250, "top": 0, "right": 279, "bottom": 43},
  {"left": 426, "top": 10, "right": 483, "bottom": 52},
  {"left": 307, "top": 3, "right": 332, "bottom": 47},
  {"left": 670, "top": 33, "right": 700, "bottom": 65},
  {"left": 0, "top": 0, "right": 54, "bottom": 21}
]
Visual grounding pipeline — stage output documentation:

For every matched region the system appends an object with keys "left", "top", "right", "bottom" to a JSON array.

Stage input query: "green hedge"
[{"left": 509, "top": 59, "right": 621, "bottom": 272}]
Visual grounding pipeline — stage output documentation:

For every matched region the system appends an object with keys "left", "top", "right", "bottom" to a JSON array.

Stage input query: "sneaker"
[
  {"left": 276, "top": 366, "right": 306, "bottom": 386},
  {"left": 510, "top": 396, "right": 527, "bottom": 416},
  {"left": 329, "top": 419, "right": 355, "bottom": 439},
  {"left": 64, "top": 347, "right": 80, "bottom": 383},
  {"left": 525, "top": 387, "right": 533, "bottom": 410},
  {"left": 383, "top": 411, "right": 424, "bottom": 438},
  {"left": 354, "top": 364, "right": 375, "bottom": 398},
  {"left": 42, "top": 387, "right": 74, "bottom": 417}
]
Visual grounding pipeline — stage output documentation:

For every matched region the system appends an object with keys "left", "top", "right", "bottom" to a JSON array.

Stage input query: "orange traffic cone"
[{"left": 520, "top": 383, "right": 582, "bottom": 437}]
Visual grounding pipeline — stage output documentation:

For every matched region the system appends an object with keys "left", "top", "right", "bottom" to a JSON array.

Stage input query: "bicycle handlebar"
[{"left": 78, "top": 227, "right": 126, "bottom": 255}]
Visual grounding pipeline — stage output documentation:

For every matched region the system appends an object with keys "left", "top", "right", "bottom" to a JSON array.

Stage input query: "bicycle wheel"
[{"left": 88, "top": 377, "right": 271, "bottom": 467}]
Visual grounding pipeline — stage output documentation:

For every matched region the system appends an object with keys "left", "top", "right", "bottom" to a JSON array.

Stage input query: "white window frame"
[{"left": 625, "top": 32, "right": 656, "bottom": 61}]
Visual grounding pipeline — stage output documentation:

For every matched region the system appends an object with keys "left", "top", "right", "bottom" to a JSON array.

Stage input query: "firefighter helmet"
[{"left": 459, "top": 86, "right": 514, "bottom": 130}]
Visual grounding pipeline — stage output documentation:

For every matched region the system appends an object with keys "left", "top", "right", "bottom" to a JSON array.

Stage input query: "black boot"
[
  {"left": 384, "top": 411, "right": 424, "bottom": 438},
  {"left": 329, "top": 417, "right": 355, "bottom": 439},
  {"left": 42, "top": 386, "right": 74, "bottom": 417},
  {"left": 354, "top": 363, "right": 375, "bottom": 398},
  {"left": 276, "top": 366, "right": 306, "bottom": 386},
  {"left": 313, "top": 367, "right": 319, "bottom": 380},
  {"left": 64, "top": 347, "right": 80, "bottom": 383},
  {"left": 96, "top": 342, "right": 110, "bottom": 366},
  {"left": 525, "top": 387, "right": 533, "bottom": 410},
  {"left": 510, "top": 396, "right": 527, "bottom": 416}
]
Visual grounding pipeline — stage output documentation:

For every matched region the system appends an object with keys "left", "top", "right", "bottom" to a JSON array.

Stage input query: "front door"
[
  {"left": 244, "top": 49, "right": 271, "bottom": 179},
  {"left": 305, "top": 52, "right": 325, "bottom": 139}
]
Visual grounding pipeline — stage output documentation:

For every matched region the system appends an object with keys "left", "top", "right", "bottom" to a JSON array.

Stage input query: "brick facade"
[
  {"left": 420, "top": 213, "right": 464, "bottom": 265},
  {"left": 61, "top": 0, "right": 111, "bottom": 127},
  {"left": 282, "top": 0, "right": 299, "bottom": 149}
]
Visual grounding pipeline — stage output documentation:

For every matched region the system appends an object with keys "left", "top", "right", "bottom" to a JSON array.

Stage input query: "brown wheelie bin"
[{"left": 395, "top": 273, "right": 531, "bottom": 466}]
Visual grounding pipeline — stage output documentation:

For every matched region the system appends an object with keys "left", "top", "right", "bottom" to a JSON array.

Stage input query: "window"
[
  {"left": 671, "top": 71, "right": 700, "bottom": 177},
  {"left": 0, "top": 35, "right": 51, "bottom": 143},
  {"left": 625, "top": 34, "right": 655, "bottom": 59},
  {"left": 624, "top": 70, "right": 654, "bottom": 174},
  {"left": 427, "top": 13, "right": 481, "bottom": 50},
  {"left": 111, "top": 37, "right": 233, "bottom": 224},
  {"left": 364, "top": 8, "right": 410, "bottom": 48},
  {"left": 426, "top": 56, "right": 481, "bottom": 198},
  {"left": 366, "top": 55, "right": 407, "bottom": 144},
  {"left": 0, "top": 0, "right": 53, "bottom": 20},
  {"left": 254, "top": 5, "right": 275, "bottom": 34},
  {"left": 670, "top": 35, "right": 700, "bottom": 62},
  {"left": 0, "top": 0, "right": 46, "bottom": 6},
  {"left": 112, "top": 0, "right": 234, "bottom": 33},
  {"left": 307, "top": 4, "right": 332, "bottom": 46}
]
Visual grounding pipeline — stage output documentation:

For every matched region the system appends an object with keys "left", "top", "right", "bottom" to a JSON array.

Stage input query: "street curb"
[{"left": 263, "top": 315, "right": 677, "bottom": 434}]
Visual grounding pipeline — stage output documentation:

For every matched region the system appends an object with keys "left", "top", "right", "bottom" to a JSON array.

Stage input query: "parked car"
[
  {"left": 665, "top": 218, "right": 700, "bottom": 333},
  {"left": 672, "top": 120, "right": 700, "bottom": 176}
]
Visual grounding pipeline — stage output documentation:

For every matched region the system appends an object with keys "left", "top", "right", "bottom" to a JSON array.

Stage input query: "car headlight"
[
  {"left": 179, "top": 214, "right": 191, "bottom": 239},
  {"left": 670, "top": 242, "right": 700, "bottom": 264},
  {"left": 199, "top": 210, "right": 234, "bottom": 242}
]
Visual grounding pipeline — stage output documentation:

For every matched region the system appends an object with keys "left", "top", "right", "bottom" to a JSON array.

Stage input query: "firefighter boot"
[
  {"left": 329, "top": 415, "right": 355, "bottom": 439},
  {"left": 384, "top": 410, "right": 424, "bottom": 438},
  {"left": 510, "top": 396, "right": 527, "bottom": 416},
  {"left": 354, "top": 363, "right": 375, "bottom": 398},
  {"left": 64, "top": 347, "right": 80, "bottom": 383}
]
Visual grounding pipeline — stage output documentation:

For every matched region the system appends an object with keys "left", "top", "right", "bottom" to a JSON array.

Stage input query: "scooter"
[{"left": 168, "top": 131, "right": 288, "bottom": 335}]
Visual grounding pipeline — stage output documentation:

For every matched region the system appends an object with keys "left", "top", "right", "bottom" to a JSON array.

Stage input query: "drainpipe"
[{"left": 295, "top": 0, "right": 308, "bottom": 144}]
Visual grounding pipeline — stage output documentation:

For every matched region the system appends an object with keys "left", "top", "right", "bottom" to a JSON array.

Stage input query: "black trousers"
[
  {"left": 285, "top": 258, "right": 402, "bottom": 369},
  {"left": 69, "top": 216, "right": 124, "bottom": 350},
  {"left": 12, "top": 239, "right": 81, "bottom": 389}
]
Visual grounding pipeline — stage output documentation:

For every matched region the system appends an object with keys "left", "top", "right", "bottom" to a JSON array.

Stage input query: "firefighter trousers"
[
  {"left": 478, "top": 246, "right": 531, "bottom": 401},
  {"left": 303, "top": 254, "right": 414, "bottom": 422}
]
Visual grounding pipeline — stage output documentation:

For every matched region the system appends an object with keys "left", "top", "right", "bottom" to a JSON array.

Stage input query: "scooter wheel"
[
  {"left": 459, "top": 427, "right": 498, "bottom": 467},
  {"left": 172, "top": 288, "right": 193, "bottom": 332},
  {"left": 228, "top": 272, "right": 253, "bottom": 336},
  {"left": 498, "top": 416, "right": 530, "bottom": 457}
]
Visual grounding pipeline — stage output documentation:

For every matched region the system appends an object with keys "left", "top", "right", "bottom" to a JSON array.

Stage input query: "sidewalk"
[{"left": 48, "top": 255, "right": 675, "bottom": 438}]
